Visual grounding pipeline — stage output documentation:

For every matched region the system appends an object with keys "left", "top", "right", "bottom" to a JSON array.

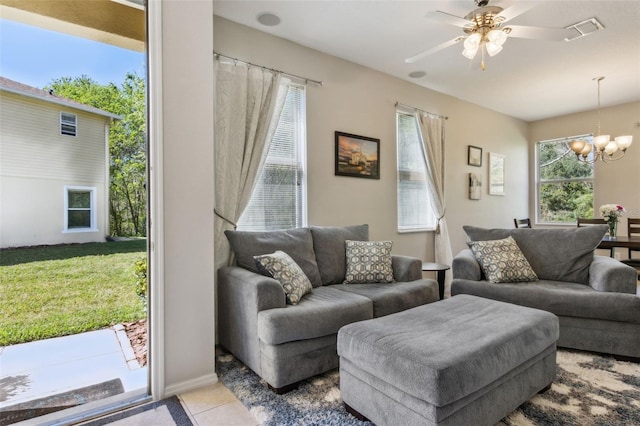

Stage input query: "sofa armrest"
[
  {"left": 588, "top": 255, "right": 638, "bottom": 294},
  {"left": 392, "top": 255, "right": 422, "bottom": 281},
  {"left": 452, "top": 249, "right": 482, "bottom": 281},
  {"left": 217, "top": 266, "right": 286, "bottom": 372}
]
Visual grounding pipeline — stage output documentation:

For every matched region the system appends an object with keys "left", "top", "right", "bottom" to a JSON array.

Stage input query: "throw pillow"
[
  {"left": 468, "top": 236, "right": 538, "bottom": 283},
  {"left": 344, "top": 240, "right": 394, "bottom": 284},
  {"left": 254, "top": 251, "right": 313, "bottom": 305}
]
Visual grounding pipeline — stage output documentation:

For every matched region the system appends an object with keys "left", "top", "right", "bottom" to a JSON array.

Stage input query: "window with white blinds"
[
  {"left": 237, "top": 84, "right": 307, "bottom": 231},
  {"left": 396, "top": 111, "right": 436, "bottom": 232}
]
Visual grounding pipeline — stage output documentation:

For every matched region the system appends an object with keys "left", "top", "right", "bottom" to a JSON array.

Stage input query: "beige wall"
[
  {"left": 529, "top": 101, "right": 640, "bottom": 234},
  {"left": 214, "top": 17, "right": 529, "bottom": 258}
]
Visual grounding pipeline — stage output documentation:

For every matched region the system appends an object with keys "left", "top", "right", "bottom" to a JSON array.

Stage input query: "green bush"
[{"left": 134, "top": 257, "right": 148, "bottom": 308}]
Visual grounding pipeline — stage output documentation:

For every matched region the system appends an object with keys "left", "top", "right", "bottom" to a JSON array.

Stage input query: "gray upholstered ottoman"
[{"left": 337, "top": 295, "right": 559, "bottom": 426}]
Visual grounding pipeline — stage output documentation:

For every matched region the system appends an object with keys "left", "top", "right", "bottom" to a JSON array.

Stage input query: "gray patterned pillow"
[
  {"left": 344, "top": 240, "right": 394, "bottom": 284},
  {"left": 254, "top": 251, "right": 313, "bottom": 304},
  {"left": 468, "top": 236, "right": 538, "bottom": 283}
]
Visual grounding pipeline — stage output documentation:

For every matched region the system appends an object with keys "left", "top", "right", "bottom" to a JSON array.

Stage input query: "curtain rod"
[
  {"left": 214, "top": 51, "right": 323, "bottom": 87},
  {"left": 395, "top": 102, "right": 448, "bottom": 120}
]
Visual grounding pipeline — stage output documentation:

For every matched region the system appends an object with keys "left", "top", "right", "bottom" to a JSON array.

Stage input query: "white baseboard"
[{"left": 164, "top": 373, "right": 219, "bottom": 397}]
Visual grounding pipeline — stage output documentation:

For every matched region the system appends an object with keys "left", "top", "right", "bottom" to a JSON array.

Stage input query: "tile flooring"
[{"left": 178, "top": 382, "right": 257, "bottom": 426}]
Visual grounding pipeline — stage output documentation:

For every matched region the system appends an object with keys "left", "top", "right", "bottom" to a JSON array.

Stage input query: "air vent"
[{"left": 564, "top": 18, "right": 604, "bottom": 41}]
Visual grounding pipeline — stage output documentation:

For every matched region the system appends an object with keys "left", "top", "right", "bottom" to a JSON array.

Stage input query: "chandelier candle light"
[
  {"left": 600, "top": 204, "right": 625, "bottom": 239},
  {"left": 570, "top": 77, "right": 633, "bottom": 163}
]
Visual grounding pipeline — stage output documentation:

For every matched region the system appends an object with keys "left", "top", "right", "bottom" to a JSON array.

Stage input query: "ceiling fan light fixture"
[
  {"left": 462, "top": 45, "right": 479, "bottom": 59},
  {"left": 463, "top": 32, "right": 482, "bottom": 50},
  {"left": 486, "top": 41, "right": 503, "bottom": 56},
  {"left": 487, "top": 29, "right": 507, "bottom": 45}
]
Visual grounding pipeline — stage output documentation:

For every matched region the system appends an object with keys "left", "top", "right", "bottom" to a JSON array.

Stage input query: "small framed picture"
[
  {"left": 468, "top": 145, "right": 482, "bottom": 167},
  {"left": 335, "top": 131, "right": 380, "bottom": 179},
  {"left": 469, "top": 173, "right": 482, "bottom": 200},
  {"left": 489, "top": 152, "right": 506, "bottom": 196}
]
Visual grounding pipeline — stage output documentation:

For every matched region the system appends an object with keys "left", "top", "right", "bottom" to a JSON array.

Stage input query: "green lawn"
[{"left": 0, "top": 239, "right": 147, "bottom": 346}]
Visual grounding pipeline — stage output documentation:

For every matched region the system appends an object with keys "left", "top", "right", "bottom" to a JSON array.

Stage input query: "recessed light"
[
  {"left": 257, "top": 12, "right": 281, "bottom": 27},
  {"left": 408, "top": 71, "right": 427, "bottom": 79}
]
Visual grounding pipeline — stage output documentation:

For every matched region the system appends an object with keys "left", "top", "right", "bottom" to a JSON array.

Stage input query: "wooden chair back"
[
  {"left": 628, "top": 218, "right": 640, "bottom": 258},
  {"left": 576, "top": 218, "right": 606, "bottom": 227},
  {"left": 513, "top": 218, "right": 531, "bottom": 228}
]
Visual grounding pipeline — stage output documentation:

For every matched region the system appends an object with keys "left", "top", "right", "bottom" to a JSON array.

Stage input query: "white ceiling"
[{"left": 212, "top": 0, "right": 640, "bottom": 122}]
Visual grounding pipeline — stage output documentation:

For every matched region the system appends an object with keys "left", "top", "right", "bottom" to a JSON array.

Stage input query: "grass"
[{"left": 0, "top": 239, "right": 147, "bottom": 346}]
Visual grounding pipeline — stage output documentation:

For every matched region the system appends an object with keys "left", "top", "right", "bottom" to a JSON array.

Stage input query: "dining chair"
[
  {"left": 577, "top": 218, "right": 612, "bottom": 257},
  {"left": 513, "top": 218, "right": 531, "bottom": 228},
  {"left": 622, "top": 218, "right": 640, "bottom": 278}
]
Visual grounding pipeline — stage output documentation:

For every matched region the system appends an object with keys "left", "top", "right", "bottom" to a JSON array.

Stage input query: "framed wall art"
[
  {"left": 335, "top": 131, "right": 380, "bottom": 179},
  {"left": 469, "top": 173, "right": 482, "bottom": 200},
  {"left": 489, "top": 152, "right": 505, "bottom": 195},
  {"left": 468, "top": 145, "right": 482, "bottom": 167}
]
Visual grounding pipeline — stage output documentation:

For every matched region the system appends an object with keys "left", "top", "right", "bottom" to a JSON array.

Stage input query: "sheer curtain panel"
[
  {"left": 414, "top": 112, "right": 454, "bottom": 296},
  {"left": 214, "top": 62, "right": 287, "bottom": 270}
]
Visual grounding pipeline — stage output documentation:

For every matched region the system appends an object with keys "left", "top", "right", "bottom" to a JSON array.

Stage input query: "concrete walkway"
[{"left": 0, "top": 327, "right": 147, "bottom": 409}]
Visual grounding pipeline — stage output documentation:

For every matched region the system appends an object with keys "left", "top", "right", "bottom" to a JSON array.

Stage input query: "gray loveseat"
[
  {"left": 452, "top": 225, "right": 640, "bottom": 359},
  {"left": 218, "top": 224, "right": 439, "bottom": 391}
]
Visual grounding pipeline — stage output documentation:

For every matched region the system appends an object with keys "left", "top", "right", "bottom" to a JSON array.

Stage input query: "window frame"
[
  {"left": 237, "top": 83, "right": 307, "bottom": 232},
  {"left": 60, "top": 112, "right": 77, "bottom": 137},
  {"left": 535, "top": 134, "right": 594, "bottom": 225},
  {"left": 63, "top": 185, "right": 98, "bottom": 232},
  {"left": 395, "top": 110, "right": 436, "bottom": 233}
]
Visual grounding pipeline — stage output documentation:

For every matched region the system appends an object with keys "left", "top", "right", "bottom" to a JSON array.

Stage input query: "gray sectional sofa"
[
  {"left": 452, "top": 225, "right": 640, "bottom": 359},
  {"left": 218, "top": 224, "right": 439, "bottom": 391}
]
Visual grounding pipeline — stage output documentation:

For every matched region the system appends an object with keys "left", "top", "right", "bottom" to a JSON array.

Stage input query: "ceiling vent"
[{"left": 564, "top": 18, "right": 605, "bottom": 41}]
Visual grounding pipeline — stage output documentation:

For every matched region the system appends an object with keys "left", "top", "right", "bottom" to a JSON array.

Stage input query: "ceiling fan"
[{"left": 405, "top": 0, "right": 572, "bottom": 69}]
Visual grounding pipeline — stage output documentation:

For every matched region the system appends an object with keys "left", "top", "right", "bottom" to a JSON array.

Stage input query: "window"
[
  {"left": 396, "top": 111, "right": 436, "bottom": 232},
  {"left": 237, "top": 84, "right": 306, "bottom": 231},
  {"left": 536, "top": 135, "right": 594, "bottom": 224},
  {"left": 60, "top": 112, "right": 77, "bottom": 136},
  {"left": 64, "top": 186, "right": 97, "bottom": 231}
]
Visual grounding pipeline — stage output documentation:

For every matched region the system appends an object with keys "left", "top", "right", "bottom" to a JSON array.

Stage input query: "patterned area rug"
[{"left": 217, "top": 349, "right": 640, "bottom": 425}]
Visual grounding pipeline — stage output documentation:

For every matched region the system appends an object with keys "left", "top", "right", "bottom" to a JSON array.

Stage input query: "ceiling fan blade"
[
  {"left": 496, "top": 3, "right": 535, "bottom": 24},
  {"left": 506, "top": 25, "right": 574, "bottom": 41},
  {"left": 405, "top": 37, "right": 463, "bottom": 64},
  {"left": 426, "top": 11, "right": 472, "bottom": 28}
]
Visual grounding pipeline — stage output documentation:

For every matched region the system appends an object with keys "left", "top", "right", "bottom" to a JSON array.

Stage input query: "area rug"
[
  {"left": 216, "top": 349, "right": 640, "bottom": 426},
  {"left": 0, "top": 378, "right": 124, "bottom": 425},
  {"left": 82, "top": 396, "right": 192, "bottom": 426}
]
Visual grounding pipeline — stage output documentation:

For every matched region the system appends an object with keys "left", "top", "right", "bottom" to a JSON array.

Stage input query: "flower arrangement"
[{"left": 599, "top": 204, "right": 625, "bottom": 238}]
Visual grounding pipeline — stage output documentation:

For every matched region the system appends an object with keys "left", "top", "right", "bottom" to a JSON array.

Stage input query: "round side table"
[{"left": 421, "top": 262, "right": 450, "bottom": 300}]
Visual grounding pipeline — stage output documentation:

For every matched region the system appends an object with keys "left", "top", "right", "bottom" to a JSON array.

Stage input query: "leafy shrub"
[{"left": 133, "top": 257, "right": 147, "bottom": 308}]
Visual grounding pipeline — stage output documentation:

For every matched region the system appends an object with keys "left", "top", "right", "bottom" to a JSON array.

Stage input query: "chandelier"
[{"left": 569, "top": 77, "right": 633, "bottom": 163}]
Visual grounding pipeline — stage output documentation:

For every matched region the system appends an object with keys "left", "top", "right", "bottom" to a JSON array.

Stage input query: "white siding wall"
[{"left": 0, "top": 91, "right": 109, "bottom": 247}]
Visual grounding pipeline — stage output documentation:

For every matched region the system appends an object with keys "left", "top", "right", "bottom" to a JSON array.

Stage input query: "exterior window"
[
  {"left": 396, "top": 111, "right": 436, "bottom": 232},
  {"left": 237, "top": 84, "right": 306, "bottom": 231},
  {"left": 64, "top": 186, "right": 97, "bottom": 231},
  {"left": 61, "top": 112, "right": 77, "bottom": 136},
  {"left": 536, "top": 135, "right": 594, "bottom": 224}
]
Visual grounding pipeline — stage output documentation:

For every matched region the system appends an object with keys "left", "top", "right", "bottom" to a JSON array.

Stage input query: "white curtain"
[
  {"left": 414, "top": 112, "right": 454, "bottom": 297},
  {"left": 214, "top": 61, "right": 287, "bottom": 270}
]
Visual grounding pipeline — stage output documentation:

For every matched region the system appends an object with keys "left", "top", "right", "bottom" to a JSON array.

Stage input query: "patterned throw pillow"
[
  {"left": 344, "top": 240, "right": 394, "bottom": 284},
  {"left": 254, "top": 251, "right": 313, "bottom": 305},
  {"left": 468, "top": 236, "right": 538, "bottom": 283}
]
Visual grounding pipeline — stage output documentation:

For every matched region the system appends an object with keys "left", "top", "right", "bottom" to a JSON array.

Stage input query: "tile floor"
[{"left": 178, "top": 382, "right": 258, "bottom": 426}]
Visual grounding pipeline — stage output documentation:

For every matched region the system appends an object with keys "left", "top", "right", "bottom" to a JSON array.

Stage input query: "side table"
[{"left": 421, "top": 262, "right": 450, "bottom": 300}]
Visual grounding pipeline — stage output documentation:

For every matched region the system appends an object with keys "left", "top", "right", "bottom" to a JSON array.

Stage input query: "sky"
[{"left": 0, "top": 19, "right": 145, "bottom": 89}]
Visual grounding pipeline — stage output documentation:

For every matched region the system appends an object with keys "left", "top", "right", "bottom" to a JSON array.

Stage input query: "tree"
[{"left": 47, "top": 74, "right": 147, "bottom": 236}]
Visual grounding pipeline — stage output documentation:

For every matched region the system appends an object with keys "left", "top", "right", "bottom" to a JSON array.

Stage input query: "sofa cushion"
[
  {"left": 254, "top": 251, "right": 313, "bottom": 305},
  {"left": 463, "top": 225, "right": 606, "bottom": 284},
  {"left": 257, "top": 286, "right": 373, "bottom": 345},
  {"left": 330, "top": 280, "right": 439, "bottom": 317},
  {"left": 344, "top": 240, "right": 394, "bottom": 284},
  {"left": 310, "top": 224, "right": 369, "bottom": 285},
  {"left": 225, "top": 227, "right": 323, "bottom": 287},
  {"left": 468, "top": 236, "right": 538, "bottom": 283}
]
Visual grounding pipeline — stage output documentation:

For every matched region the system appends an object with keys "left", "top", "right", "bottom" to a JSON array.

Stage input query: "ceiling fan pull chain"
[{"left": 481, "top": 48, "right": 486, "bottom": 71}]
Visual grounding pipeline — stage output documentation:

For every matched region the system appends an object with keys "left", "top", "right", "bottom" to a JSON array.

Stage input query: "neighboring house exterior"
[{"left": 0, "top": 76, "right": 121, "bottom": 248}]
